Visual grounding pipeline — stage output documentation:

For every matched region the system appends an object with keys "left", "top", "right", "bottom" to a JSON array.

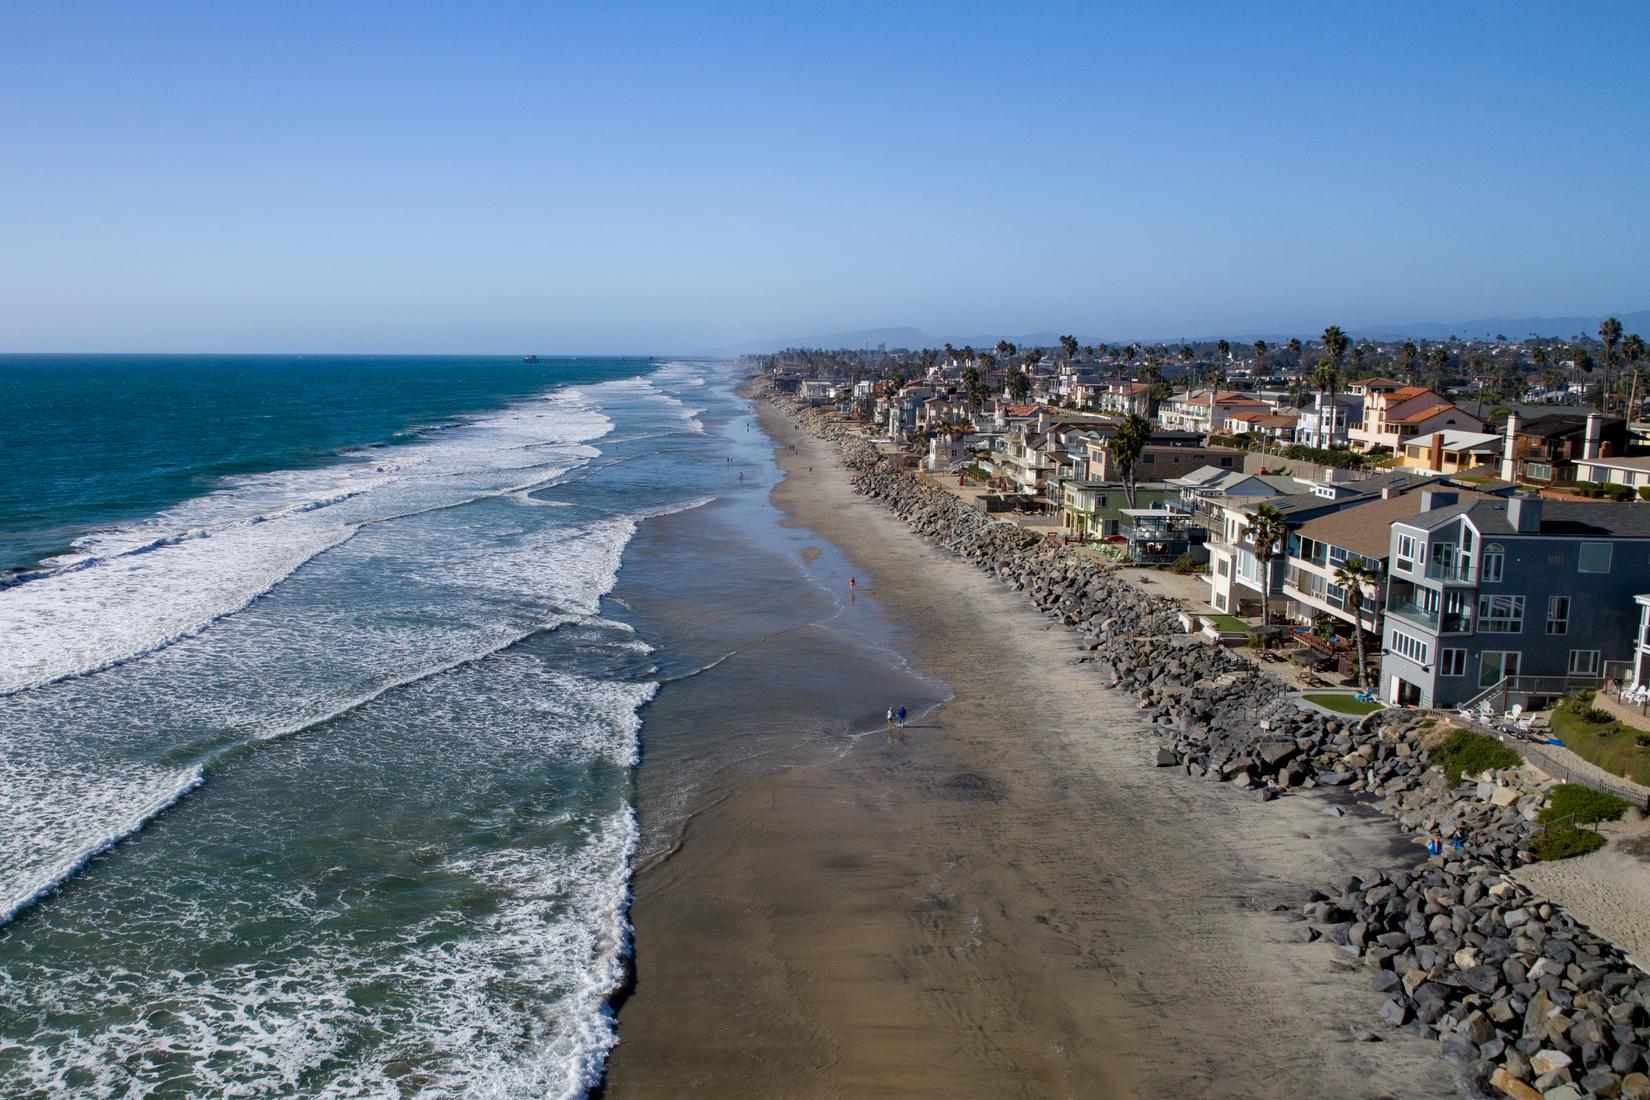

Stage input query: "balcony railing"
[
  {"left": 1386, "top": 600, "right": 1438, "bottom": 631},
  {"left": 1425, "top": 560, "right": 1476, "bottom": 584}
]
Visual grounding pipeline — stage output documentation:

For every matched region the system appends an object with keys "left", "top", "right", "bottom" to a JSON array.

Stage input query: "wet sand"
[{"left": 603, "top": 399, "right": 1456, "bottom": 1098}]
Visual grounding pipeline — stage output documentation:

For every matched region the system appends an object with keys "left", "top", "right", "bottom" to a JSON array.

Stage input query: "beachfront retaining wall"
[{"left": 766, "top": 382, "right": 1650, "bottom": 1099}]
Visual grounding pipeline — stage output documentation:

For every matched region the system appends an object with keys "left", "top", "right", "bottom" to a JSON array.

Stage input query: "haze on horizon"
[{"left": 3, "top": 1, "right": 1647, "bottom": 355}]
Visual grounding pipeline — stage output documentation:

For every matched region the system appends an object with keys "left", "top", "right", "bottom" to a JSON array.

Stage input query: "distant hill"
[
  {"left": 724, "top": 309, "right": 1650, "bottom": 355},
  {"left": 1347, "top": 310, "right": 1650, "bottom": 342}
]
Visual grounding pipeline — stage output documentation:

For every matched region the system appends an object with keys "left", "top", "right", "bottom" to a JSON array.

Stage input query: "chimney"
[
  {"left": 1583, "top": 412, "right": 1603, "bottom": 461},
  {"left": 1500, "top": 411, "right": 1522, "bottom": 483},
  {"left": 1420, "top": 489, "right": 1458, "bottom": 512},
  {"left": 1429, "top": 432, "right": 1444, "bottom": 473},
  {"left": 1506, "top": 494, "right": 1543, "bottom": 533},
  {"left": 1382, "top": 486, "right": 1400, "bottom": 500}
]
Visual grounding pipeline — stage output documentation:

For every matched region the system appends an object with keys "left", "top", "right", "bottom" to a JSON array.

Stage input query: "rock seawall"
[{"left": 768, "top": 386, "right": 1650, "bottom": 1099}]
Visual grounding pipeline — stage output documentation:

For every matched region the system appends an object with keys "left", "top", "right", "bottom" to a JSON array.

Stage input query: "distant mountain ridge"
[{"left": 726, "top": 309, "right": 1650, "bottom": 353}]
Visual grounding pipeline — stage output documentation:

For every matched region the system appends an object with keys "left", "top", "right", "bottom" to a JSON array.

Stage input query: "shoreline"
[{"left": 603, "top": 385, "right": 1454, "bottom": 1096}]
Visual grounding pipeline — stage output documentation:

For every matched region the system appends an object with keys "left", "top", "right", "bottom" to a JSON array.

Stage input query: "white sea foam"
[
  {"left": 0, "top": 391, "right": 613, "bottom": 695},
  {"left": 0, "top": 807, "right": 642, "bottom": 1099},
  {"left": 0, "top": 366, "right": 721, "bottom": 1095},
  {"left": 0, "top": 761, "right": 204, "bottom": 925}
]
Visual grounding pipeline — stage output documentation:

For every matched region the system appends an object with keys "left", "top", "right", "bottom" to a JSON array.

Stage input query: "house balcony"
[
  {"left": 1424, "top": 559, "right": 1476, "bottom": 584},
  {"left": 1385, "top": 600, "right": 1471, "bottom": 634}
]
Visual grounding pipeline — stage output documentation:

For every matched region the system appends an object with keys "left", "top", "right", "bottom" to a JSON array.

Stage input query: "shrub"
[
  {"left": 1580, "top": 706, "right": 1614, "bottom": 725},
  {"left": 1541, "top": 784, "right": 1631, "bottom": 825},
  {"left": 1534, "top": 826, "right": 1607, "bottom": 861},
  {"left": 1430, "top": 729, "right": 1522, "bottom": 785},
  {"left": 1167, "top": 552, "right": 1205, "bottom": 575},
  {"left": 1639, "top": 485, "right": 1650, "bottom": 502}
]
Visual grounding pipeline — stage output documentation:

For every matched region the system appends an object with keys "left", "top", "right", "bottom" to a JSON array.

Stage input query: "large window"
[
  {"left": 1477, "top": 595, "right": 1525, "bottom": 633},
  {"left": 1578, "top": 543, "right": 1613, "bottom": 574},
  {"left": 1569, "top": 650, "right": 1601, "bottom": 676},
  {"left": 1391, "top": 629, "right": 1430, "bottom": 664},
  {"left": 1479, "top": 650, "right": 1521, "bottom": 688},
  {"left": 1547, "top": 596, "right": 1570, "bottom": 636},
  {"left": 1481, "top": 544, "right": 1504, "bottom": 583},
  {"left": 1440, "top": 648, "right": 1467, "bottom": 677},
  {"left": 1395, "top": 533, "right": 1419, "bottom": 572}
]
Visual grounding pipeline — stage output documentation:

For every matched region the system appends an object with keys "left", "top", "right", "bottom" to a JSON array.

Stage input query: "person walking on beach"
[
  {"left": 897, "top": 705, "right": 907, "bottom": 729},
  {"left": 886, "top": 708, "right": 895, "bottom": 735},
  {"left": 849, "top": 576, "right": 856, "bottom": 591}
]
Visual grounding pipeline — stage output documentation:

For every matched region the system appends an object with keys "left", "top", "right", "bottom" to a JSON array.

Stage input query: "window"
[
  {"left": 1391, "top": 629, "right": 1430, "bottom": 664},
  {"left": 1141, "top": 453, "right": 1155, "bottom": 463},
  {"left": 1440, "top": 649, "right": 1467, "bottom": 677},
  {"left": 1481, "top": 545, "right": 1504, "bottom": 583},
  {"left": 1578, "top": 542, "right": 1613, "bottom": 574},
  {"left": 1395, "top": 533, "right": 1418, "bottom": 572},
  {"left": 1478, "top": 651, "right": 1521, "bottom": 688},
  {"left": 1219, "top": 456, "right": 1234, "bottom": 467},
  {"left": 1477, "top": 595, "right": 1525, "bottom": 633},
  {"left": 1569, "top": 650, "right": 1601, "bottom": 676},
  {"left": 1443, "top": 590, "right": 1472, "bottom": 632},
  {"left": 1547, "top": 596, "right": 1570, "bottom": 635},
  {"left": 1217, "top": 558, "right": 1230, "bottom": 577}
]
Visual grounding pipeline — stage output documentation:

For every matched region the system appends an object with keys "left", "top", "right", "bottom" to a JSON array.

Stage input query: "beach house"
[
  {"left": 1347, "top": 386, "right": 1484, "bottom": 454},
  {"left": 1156, "top": 389, "right": 1273, "bottom": 436},
  {"left": 1397, "top": 429, "right": 1503, "bottom": 475},
  {"left": 1378, "top": 496, "right": 1650, "bottom": 708},
  {"left": 1497, "top": 411, "right": 1626, "bottom": 487},
  {"left": 1295, "top": 390, "right": 1363, "bottom": 450}
]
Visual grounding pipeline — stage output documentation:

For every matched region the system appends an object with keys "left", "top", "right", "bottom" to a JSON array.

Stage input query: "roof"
[
  {"left": 1390, "top": 386, "right": 1432, "bottom": 401},
  {"left": 1354, "top": 376, "right": 1407, "bottom": 390},
  {"left": 1515, "top": 413, "right": 1624, "bottom": 439},
  {"left": 1391, "top": 402, "right": 1473, "bottom": 425},
  {"left": 1409, "top": 499, "right": 1650, "bottom": 539},
  {"left": 1404, "top": 429, "right": 1503, "bottom": 452},
  {"left": 1579, "top": 455, "right": 1650, "bottom": 472},
  {"left": 1293, "top": 490, "right": 1497, "bottom": 559}
]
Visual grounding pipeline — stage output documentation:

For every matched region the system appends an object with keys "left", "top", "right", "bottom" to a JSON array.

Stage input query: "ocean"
[{"left": 0, "top": 355, "right": 946, "bottom": 1096}]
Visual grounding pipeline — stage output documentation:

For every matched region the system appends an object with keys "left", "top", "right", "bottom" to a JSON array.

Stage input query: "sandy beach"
[{"left": 604, "top": 396, "right": 1457, "bottom": 1098}]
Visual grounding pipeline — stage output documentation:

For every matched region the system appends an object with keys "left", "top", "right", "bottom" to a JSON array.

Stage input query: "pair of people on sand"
[{"left": 885, "top": 706, "right": 906, "bottom": 732}]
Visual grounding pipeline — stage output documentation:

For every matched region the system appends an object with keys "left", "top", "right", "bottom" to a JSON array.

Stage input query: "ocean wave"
[
  {"left": 0, "top": 392, "right": 615, "bottom": 696},
  {"left": 0, "top": 761, "right": 205, "bottom": 926}
]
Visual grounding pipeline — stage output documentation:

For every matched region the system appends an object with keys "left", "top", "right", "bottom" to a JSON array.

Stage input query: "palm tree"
[
  {"left": 1600, "top": 316, "right": 1623, "bottom": 415},
  {"left": 943, "top": 342, "right": 957, "bottom": 365},
  {"left": 1428, "top": 345, "right": 1450, "bottom": 391},
  {"left": 1023, "top": 347, "right": 1044, "bottom": 370},
  {"left": 1623, "top": 333, "right": 1645, "bottom": 424},
  {"left": 1006, "top": 367, "right": 1031, "bottom": 401},
  {"left": 1399, "top": 341, "right": 1419, "bottom": 383},
  {"left": 1573, "top": 347, "right": 1595, "bottom": 405},
  {"left": 1217, "top": 338, "right": 1230, "bottom": 368},
  {"left": 1059, "top": 334, "right": 1079, "bottom": 361},
  {"left": 1246, "top": 503, "right": 1288, "bottom": 627},
  {"left": 1252, "top": 340, "right": 1267, "bottom": 373},
  {"left": 1334, "top": 556, "right": 1379, "bottom": 694},
  {"left": 995, "top": 340, "right": 1014, "bottom": 363},
  {"left": 1469, "top": 353, "right": 1491, "bottom": 416},
  {"left": 1322, "top": 325, "right": 1349, "bottom": 366},
  {"left": 1311, "top": 356, "right": 1339, "bottom": 433},
  {"left": 1106, "top": 414, "right": 1150, "bottom": 508},
  {"left": 1287, "top": 337, "right": 1304, "bottom": 379}
]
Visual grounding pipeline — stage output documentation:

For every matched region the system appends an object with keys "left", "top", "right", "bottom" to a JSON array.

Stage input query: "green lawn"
[
  {"left": 1202, "top": 614, "right": 1250, "bottom": 634},
  {"left": 1549, "top": 704, "right": 1650, "bottom": 787},
  {"left": 1303, "top": 693, "right": 1381, "bottom": 716}
]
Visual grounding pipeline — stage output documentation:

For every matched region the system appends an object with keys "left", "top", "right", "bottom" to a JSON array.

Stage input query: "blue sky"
[{"left": 2, "top": 1, "right": 1647, "bottom": 352}]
